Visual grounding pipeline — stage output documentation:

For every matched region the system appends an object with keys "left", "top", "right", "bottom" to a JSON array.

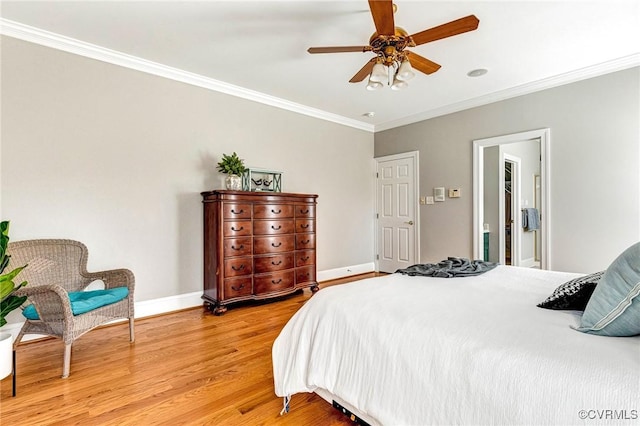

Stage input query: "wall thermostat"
[{"left": 434, "top": 187, "right": 445, "bottom": 202}]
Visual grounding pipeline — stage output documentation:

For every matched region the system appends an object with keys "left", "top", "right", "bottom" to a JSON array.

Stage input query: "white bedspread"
[{"left": 272, "top": 266, "right": 640, "bottom": 425}]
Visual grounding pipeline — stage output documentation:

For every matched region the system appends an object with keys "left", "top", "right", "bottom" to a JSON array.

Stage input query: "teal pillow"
[
  {"left": 22, "top": 287, "right": 129, "bottom": 320},
  {"left": 576, "top": 242, "right": 640, "bottom": 336}
]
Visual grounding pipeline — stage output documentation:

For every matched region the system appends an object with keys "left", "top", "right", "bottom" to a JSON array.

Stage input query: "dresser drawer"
[
  {"left": 223, "top": 203, "right": 252, "bottom": 219},
  {"left": 254, "top": 253, "right": 294, "bottom": 273},
  {"left": 254, "top": 271, "right": 294, "bottom": 294},
  {"left": 296, "top": 266, "right": 316, "bottom": 285},
  {"left": 296, "top": 234, "right": 316, "bottom": 250},
  {"left": 296, "top": 250, "right": 315, "bottom": 267},
  {"left": 223, "top": 220, "right": 252, "bottom": 237},
  {"left": 224, "top": 257, "right": 253, "bottom": 277},
  {"left": 295, "top": 219, "right": 315, "bottom": 233},
  {"left": 295, "top": 204, "right": 315, "bottom": 218},
  {"left": 223, "top": 277, "right": 252, "bottom": 298},
  {"left": 253, "top": 219, "right": 294, "bottom": 235},
  {"left": 254, "top": 235, "right": 295, "bottom": 254},
  {"left": 254, "top": 204, "right": 294, "bottom": 219},
  {"left": 223, "top": 237, "right": 252, "bottom": 257}
]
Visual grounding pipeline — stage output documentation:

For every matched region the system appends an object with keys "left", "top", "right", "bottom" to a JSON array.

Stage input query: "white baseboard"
[
  {"left": 316, "top": 262, "right": 376, "bottom": 282},
  {"left": 1, "top": 262, "right": 375, "bottom": 342},
  {"left": 134, "top": 291, "right": 203, "bottom": 318}
]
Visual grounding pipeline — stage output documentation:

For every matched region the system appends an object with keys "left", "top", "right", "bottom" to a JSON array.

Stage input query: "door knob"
[{"left": 404, "top": 220, "right": 414, "bottom": 225}]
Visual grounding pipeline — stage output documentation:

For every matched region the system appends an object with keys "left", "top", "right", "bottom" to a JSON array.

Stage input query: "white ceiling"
[{"left": 1, "top": 1, "right": 639, "bottom": 132}]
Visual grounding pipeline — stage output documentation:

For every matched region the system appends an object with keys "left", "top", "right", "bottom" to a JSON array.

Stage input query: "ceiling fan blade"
[
  {"left": 308, "top": 46, "right": 372, "bottom": 54},
  {"left": 407, "top": 51, "right": 441, "bottom": 75},
  {"left": 410, "top": 15, "right": 479, "bottom": 46},
  {"left": 349, "top": 59, "right": 376, "bottom": 83},
  {"left": 368, "top": 0, "right": 395, "bottom": 36}
]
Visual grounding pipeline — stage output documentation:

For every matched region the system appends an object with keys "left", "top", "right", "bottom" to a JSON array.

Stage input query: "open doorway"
[
  {"left": 502, "top": 156, "right": 520, "bottom": 265},
  {"left": 473, "top": 128, "right": 549, "bottom": 269}
]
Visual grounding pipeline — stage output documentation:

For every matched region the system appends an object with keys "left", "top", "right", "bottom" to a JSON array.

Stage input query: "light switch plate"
[
  {"left": 426, "top": 196, "right": 435, "bottom": 205},
  {"left": 448, "top": 188, "right": 461, "bottom": 198},
  {"left": 420, "top": 196, "right": 426, "bottom": 205}
]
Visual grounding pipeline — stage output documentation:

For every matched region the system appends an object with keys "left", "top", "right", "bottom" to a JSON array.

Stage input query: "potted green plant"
[
  {"left": 0, "top": 221, "right": 27, "bottom": 379},
  {"left": 217, "top": 152, "right": 247, "bottom": 190}
]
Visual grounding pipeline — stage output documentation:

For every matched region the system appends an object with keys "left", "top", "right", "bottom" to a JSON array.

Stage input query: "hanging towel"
[{"left": 522, "top": 208, "right": 540, "bottom": 231}]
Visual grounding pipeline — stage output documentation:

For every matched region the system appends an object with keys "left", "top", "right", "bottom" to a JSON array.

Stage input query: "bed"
[{"left": 272, "top": 265, "right": 640, "bottom": 425}]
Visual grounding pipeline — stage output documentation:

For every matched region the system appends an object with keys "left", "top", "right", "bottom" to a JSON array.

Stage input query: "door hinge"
[
  {"left": 376, "top": 254, "right": 379, "bottom": 260},
  {"left": 376, "top": 172, "right": 379, "bottom": 178},
  {"left": 376, "top": 213, "right": 379, "bottom": 219}
]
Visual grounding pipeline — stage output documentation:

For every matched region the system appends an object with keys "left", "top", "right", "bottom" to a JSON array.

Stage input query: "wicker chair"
[{"left": 8, "top": 239, "right": 135, "bottom": 378}]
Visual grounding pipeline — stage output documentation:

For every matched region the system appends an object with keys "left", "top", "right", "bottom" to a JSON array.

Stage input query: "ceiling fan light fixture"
[
  {"left": 366, "top": 75, "right": 383, "bottom": 91},
  {"left": 391, "top": 77, "right": 408, "bottom": 91},
  {"left": 370, "top": 61, "right": 387, "bottom": 83},
  {"left": 396, "top": 59, "right": 415, "bottom": 81}
]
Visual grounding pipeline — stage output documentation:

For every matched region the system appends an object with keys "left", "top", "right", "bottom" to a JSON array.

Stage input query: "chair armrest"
[
  {"left": 14, "top": 285, "right": 73, "bottom": 321},
  {"left": 83, "top": 268, "right": 135, "bottom": 291}
]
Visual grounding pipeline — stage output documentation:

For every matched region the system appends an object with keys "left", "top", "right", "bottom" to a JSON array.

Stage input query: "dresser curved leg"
[
  {"left": 310, "top": 285, "right": 320, "bottom": 293},
  {"left": 213, "top": 304, "right": 228, "bottom": 315}
]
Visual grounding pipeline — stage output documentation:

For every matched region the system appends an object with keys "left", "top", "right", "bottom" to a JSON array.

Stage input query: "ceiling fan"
[{"left": 307, "top": 0, "right": 479, "bottom": 90}]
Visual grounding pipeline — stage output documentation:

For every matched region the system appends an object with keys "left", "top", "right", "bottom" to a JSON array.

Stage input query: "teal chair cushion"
[
  {"left": 22, "top": 287, "right": 129, "bottom": 320},
  {"left": 575, "top": 242, "right": 640, "bottom": 336}
]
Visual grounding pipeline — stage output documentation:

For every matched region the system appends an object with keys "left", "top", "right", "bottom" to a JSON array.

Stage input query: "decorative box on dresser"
[{"left": 201, "top": 190, "right": 318, "bottom": 314}]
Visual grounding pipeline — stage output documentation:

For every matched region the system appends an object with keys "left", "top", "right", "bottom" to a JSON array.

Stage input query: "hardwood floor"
[{"left": 0, "top": 273, "right": 380, "bottom": 425}]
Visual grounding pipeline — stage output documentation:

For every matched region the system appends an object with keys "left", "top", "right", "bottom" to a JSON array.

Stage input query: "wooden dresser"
[{"left": 201, "top": 190, "right": 318, "bottom": 314}]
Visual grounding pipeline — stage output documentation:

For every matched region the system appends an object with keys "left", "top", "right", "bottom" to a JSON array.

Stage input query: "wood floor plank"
[{"left": 0, "top": 273, "right": 380, "bottom": 424}]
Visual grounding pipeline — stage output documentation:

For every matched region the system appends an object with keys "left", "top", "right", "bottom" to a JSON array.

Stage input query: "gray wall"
[
  {"left": 375, "top": 67, "right": 640, "bottom": 273},
  {"left": 0, "top": 36, "right": 375, "bottom": 305}
]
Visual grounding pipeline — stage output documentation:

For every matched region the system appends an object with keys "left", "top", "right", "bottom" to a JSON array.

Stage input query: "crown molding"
[
  {"left": 0, "top": 18, "right": 375, "bottom": 133},
  {"left": 374, "top": 53, "right": 640, "bottom": 132},
  {"left": 2, "top": 18, "right": 637, "bottom": 134}
]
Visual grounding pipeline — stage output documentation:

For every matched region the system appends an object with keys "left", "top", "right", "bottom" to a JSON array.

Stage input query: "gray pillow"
[{"left": 575, "top": 242, "right": 640, "bottom": 337}]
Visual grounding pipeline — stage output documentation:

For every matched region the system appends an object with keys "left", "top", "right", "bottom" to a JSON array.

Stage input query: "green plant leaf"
[
  {"left": 0, "top": 220, "right": 9, "bottom": 265},
  {"left": 216, "top": 152, "right": 247, "bottom": 175},
  {"left": 0, "top": 294, "right": 27, "bottom": 327},
  {"left": 0, "top": 255, "right": 9, "bottom": 276},
  {"left": 0, "top": 266, "right": 26, "bottom": 302},
  {"left": 0, "top": 265, "right": 26, "bottom": 284},
  {"left": 0, "top": 221, "right": 28, "bottom": 326}
]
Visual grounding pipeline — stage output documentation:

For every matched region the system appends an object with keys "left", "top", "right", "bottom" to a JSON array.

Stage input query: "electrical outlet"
[{"left": 449, "top": 188, "right": 461, "bottom": 198}]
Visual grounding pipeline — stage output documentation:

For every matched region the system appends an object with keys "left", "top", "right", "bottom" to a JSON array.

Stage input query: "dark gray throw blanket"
[{"left": 395, "top": 257, "right": 498, "bottom": 278}]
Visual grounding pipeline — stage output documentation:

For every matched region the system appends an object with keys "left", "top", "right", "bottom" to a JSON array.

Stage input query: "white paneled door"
[{"left": 376, "top": 152, "right": 419, "bottom": 273}]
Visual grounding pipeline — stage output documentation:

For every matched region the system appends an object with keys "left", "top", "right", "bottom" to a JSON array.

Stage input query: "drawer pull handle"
[
  {"left": 301, "top": 239, "right": 310, "bottom": 245},
  {"left": 300, "top": 273, "right": 309, "bottom": 279},
  {"left": 231, "top": 264, "right": 245, "bottom": 271},
  {"left": 300, "top": 209, "right": 310, "bottom": 214},
  {"left": 272, "top": 278, "right": 282, "bottom": 284},
  {"left": 231, "top": 226, "right": 244, "bottom": 232},
  {"left": 271, "top": 225, "right": 282, "bottom": 230},
  {"left": 272, "top": 260, "right": 283, "bottom": 265},
  {"left": 231, "top": 284, "right": 245, "bottom": 291},
  {"left": 301, "top": 223, "right": 310, "bottom": 229},
  {"left": 231, "top": 209, "right": 244, "bottom": 214},
  {"left": 272, "top": 242, "right": 282, "bottom": 247},
  {"left": 301, "top": 256, "right": 310, "bottom": 261},
  {"left": 271, "top": 208, "right": 282, "bottom": 214},
  {"left": 231, "top": 244, "right": 244, "bottom": 251}
]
